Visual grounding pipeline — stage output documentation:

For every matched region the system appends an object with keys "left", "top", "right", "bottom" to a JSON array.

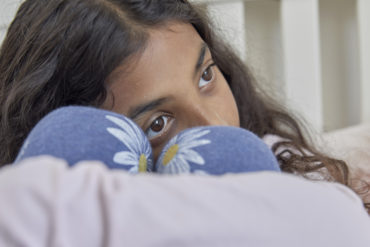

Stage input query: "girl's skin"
[{"left": 103, "top": 22, "right": 240, "bottom": 159}]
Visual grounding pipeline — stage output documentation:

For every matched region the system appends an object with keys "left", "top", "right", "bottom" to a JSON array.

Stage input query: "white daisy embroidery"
[
  {"left": 106, "top": 115, "right": 152, "bottom": 173},
  {"left": 157, "top": 128, "right": 211, "bottom": 174}
]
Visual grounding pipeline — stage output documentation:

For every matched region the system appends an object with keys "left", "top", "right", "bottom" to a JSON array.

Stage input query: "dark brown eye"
[
  {"left": 199, "top": 64, "right": 215, "bottom": 88},
  {"left": 202, "top": 66, "right": 214, "bottom": 81},
  {"left": 145, "top": 115, "right": 169, "bottom": 139},
  {"left": 150, "top": 117, "right": 165, "bottom": 132}
]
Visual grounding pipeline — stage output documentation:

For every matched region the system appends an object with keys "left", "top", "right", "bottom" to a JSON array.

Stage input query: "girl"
[{"left": 0, "top": 0, "right": 367, "bottom": 210}]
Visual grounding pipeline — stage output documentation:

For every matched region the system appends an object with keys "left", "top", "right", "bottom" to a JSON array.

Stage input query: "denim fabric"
[
  {"left": 156, "top": 126, "right": 281, "bottom": 175},
  {"left": 15, "top": 106, "right": 280, "bottom": 175},
  {"left": 15, "top": 106, "right": 154, "bottom": 173}
]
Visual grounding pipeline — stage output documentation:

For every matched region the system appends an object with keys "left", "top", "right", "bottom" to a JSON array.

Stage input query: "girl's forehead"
[
  {"left": 107, "top": 22, "right": 204, "bottom": 83},
  {"left": 104, "top": 22, "right": 207, "bottom": 114},
  {"left": 148, "top": 21, "right": 201, "bottom": 44},
  {"left": 139, "top": 22, "right": 205, "bottom": 69}
]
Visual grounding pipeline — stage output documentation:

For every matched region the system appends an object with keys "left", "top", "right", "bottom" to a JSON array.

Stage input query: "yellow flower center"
[
  {"left": 138, "top": 154, "right": 147, "bottom": 173},
  {"left": 162, "top": 144, "right": 179, "bottom": 166}
]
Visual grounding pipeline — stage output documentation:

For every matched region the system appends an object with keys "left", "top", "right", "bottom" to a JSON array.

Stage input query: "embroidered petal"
[
  {"left": 129, "top": 166, "right": 139, "bottom": 174},
  {"left": 176, "top": 156, "right": 191, "bottom": 171},
  {"left": 180, "top": 139, "right": 211, "bottom": 150},
  {"left": 113, "top": 151, "right": 138, "bottom": 166},
  {"left": 157, "top": 128, "right": 211, "bottom": 174},
  {"left": 106, "top": 127, "right": 137, "bottom": 153},
  {"left": 179, "top": 129, "right": 210, "bottom": 143},
  {"left": 179, "top": 149, "right": 205, "bottom": 165},
  {"left": 106, "top": 115, "right": 143, "bottom": 151},
  {"left": 142, "top": 140, "right": 153, "bottom": 158},
  {"left": 167, "top": 158, "right": 190, "bottom": 174},
  {"left": 106, "top": 115, "right": 139, "bottom": 138}
]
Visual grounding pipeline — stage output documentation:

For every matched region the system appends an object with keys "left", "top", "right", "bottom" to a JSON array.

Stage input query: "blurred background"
[{"left": 1, "top": 0, "right": 369, "bottom": 132}]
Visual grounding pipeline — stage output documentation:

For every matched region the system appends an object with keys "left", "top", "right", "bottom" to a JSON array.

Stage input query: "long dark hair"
[{"left": 0, "top": 0, "right": 367, "bottom": 210}]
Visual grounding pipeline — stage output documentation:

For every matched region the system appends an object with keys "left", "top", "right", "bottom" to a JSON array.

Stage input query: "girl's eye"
[
  {"left": 145, "top": 115, "right": 169, "bottom": 140},
  {"left": 198, "top": 64, "right": 216, "bottom": 88}
]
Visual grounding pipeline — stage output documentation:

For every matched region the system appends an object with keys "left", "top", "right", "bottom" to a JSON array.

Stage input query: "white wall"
[
  {"left": 206, "top": 1, "right": 247, "bottom": 61},
  {"left": 244, "top": 1, "right": 284, "bottom": 95},
  {"left": 281, "top": 0, "right": 323, "bottom": 131},
  {"left": 357, "top": 0, "right": 370, "bottom": 123},
  {"left": 320, "top": 0, "right": 361, "bottom": 130},
  {"left": 0, "top": 0, "right": 22, "bottom": 44}
]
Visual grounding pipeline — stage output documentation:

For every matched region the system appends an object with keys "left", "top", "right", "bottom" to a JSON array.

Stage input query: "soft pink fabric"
[{"left": 0, "top": 156, "right": 369, "bottom": 247}]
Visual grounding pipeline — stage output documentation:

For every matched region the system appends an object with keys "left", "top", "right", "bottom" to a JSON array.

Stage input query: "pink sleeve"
[{"left": 0, "top": 156, "right": 369, "bottom": 247}]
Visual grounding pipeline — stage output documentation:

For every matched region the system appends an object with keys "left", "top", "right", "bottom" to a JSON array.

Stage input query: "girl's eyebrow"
[
  {"left": 128, "top": 97, "right": 170, "bottom": 120},
  {"left": 129, "top": 43, "right": 209, "bottom": 120},
  {"left": 194, "top": 42, "right": 209, "bottom": 79}
]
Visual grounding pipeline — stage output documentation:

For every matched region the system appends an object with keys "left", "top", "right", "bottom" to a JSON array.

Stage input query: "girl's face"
[{"left": 104, "top": 22, "right": 240, "bottom": 158}]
